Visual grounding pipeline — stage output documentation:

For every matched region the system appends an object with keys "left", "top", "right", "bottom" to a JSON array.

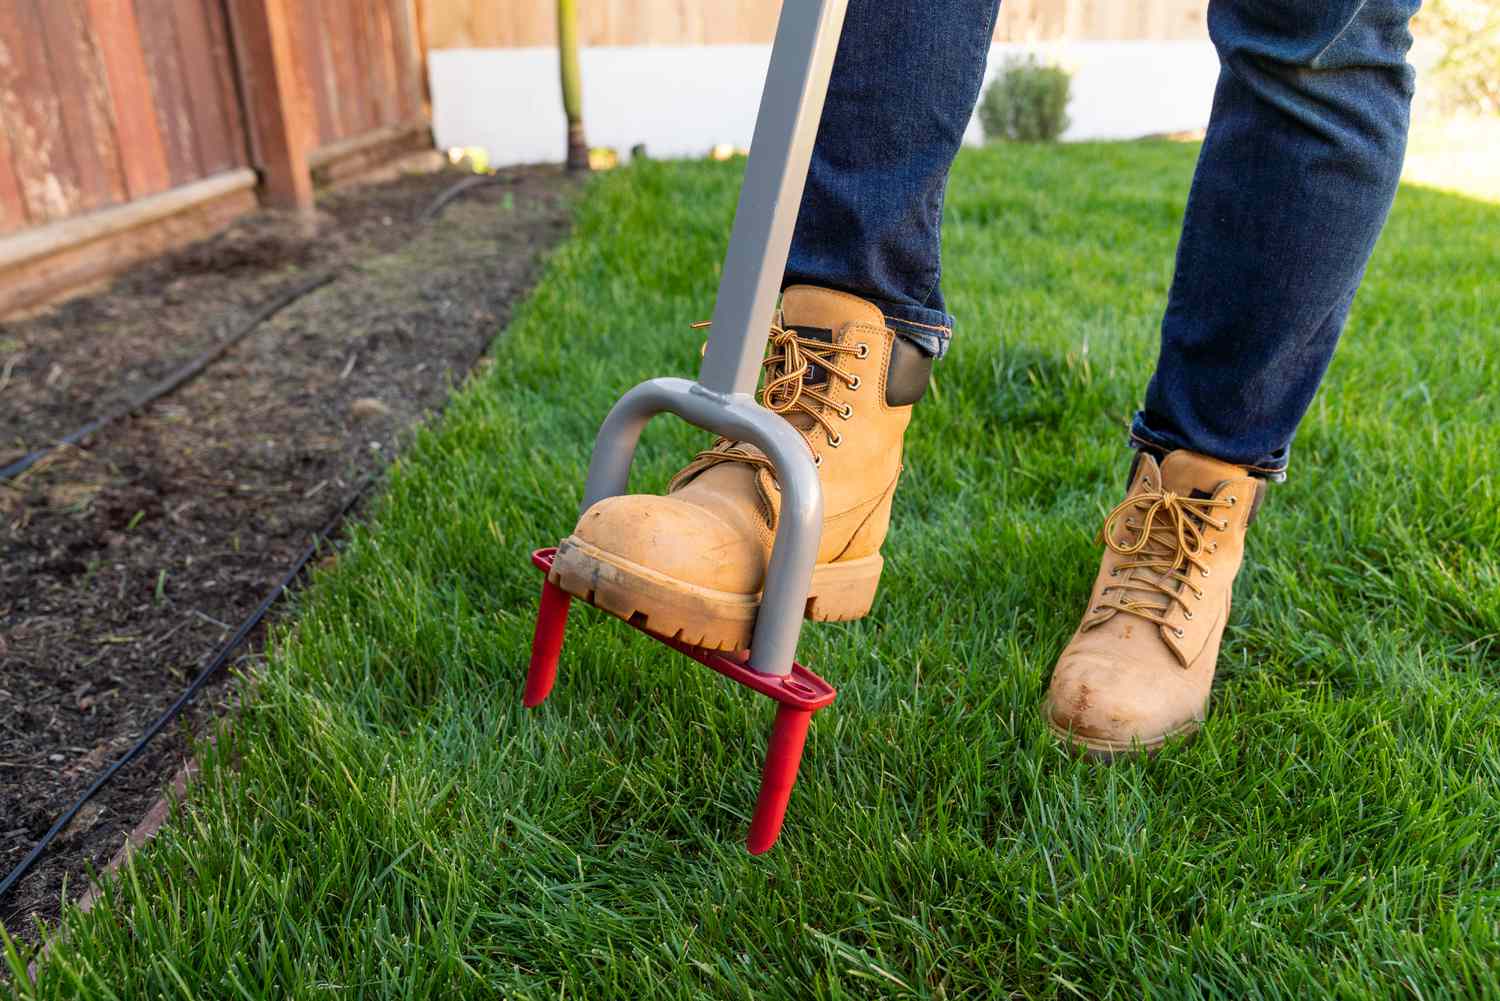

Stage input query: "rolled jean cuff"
[
  {"left": 1128, "top": 412, "right": 1290, "bottom": 482},
  {"left": 871, "top": 298, "right": 954, "bottom": 359}
]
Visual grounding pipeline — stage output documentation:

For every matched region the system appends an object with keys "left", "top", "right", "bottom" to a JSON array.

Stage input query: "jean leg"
[
  {"left": 1132, "top": 0, "right": 1420, "bottom": 476},
  {"left": 784, "top": 0, "right": 1002, "bottom": 358}
]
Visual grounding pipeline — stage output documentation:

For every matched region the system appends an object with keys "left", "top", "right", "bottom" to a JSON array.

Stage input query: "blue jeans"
[{"left": 785, "top": 0, "right": 1420, "bottom": 477}]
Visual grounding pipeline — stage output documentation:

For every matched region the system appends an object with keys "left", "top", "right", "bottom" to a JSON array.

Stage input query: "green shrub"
[{"left": 979, "top": 55, "right": 1073, "bottom": 143}]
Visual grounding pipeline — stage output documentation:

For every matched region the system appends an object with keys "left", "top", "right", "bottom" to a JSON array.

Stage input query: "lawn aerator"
[{"left": 524, "top": 0, "right": 850, "bottom": 854}]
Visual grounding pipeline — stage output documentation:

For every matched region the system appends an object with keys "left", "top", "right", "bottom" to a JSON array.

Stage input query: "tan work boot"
[
  {"left": 1043, "top": 449, "right": 1264, "bottom": 758},
  {"left": 550, "top": 285, "right": 931, "bottom": 651}
]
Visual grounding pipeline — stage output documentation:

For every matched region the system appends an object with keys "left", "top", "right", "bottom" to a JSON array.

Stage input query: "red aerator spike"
[
  {"left": 747, "top": 704, "right": 814, "bottom": 853},
  {"left": 524, "top": 547, "right": 836, "bottom": 853},
  {"left": 525, "top": 568, "right": 571, "bottom": 708}
]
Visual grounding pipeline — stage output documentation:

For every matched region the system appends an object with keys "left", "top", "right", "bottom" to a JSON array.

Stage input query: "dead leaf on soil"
[
  {"left": 58, "top": 801, "right": 104, "bottom": 842},
  {"left": 351, "top": 397, "right": 391, "bottom": 419}
]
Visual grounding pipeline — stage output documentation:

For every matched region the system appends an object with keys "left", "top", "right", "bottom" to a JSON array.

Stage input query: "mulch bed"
[{"left": 0, "top": 164, "right": 578, "bottom": 934}]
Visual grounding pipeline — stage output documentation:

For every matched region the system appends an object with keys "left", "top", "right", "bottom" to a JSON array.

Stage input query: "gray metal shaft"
[
  {"left": 580, "top": 379, "right": 823, "bottom": 677},
  {"left": 696, "top": 0, "right": 849, "bottom": 397},
  {"left": 574, "top": 1, "right": 850, "bottom": 676}
]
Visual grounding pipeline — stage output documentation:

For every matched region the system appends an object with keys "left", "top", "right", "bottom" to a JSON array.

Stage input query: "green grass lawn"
[{"left": 9, "top": 142, "right": 1499, "bottom": 999}]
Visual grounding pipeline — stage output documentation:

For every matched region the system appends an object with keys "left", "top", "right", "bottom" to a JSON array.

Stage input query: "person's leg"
[
  {"left": 552, "top": 0, "right": 999, "bottom": 650},
  {"left": 785, "top": 0, "right": 1004, "bottom": 359},
  {"left": 1046, "top": 0, "right": 1421, "bottom": 757},
  {"left": 1132, "top": 0, "right": 1421, "bottom": 476}
]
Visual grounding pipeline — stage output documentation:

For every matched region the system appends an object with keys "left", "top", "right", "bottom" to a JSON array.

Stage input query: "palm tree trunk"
[{"left": 557, "top": 0, "right": 589, "bottom": 172}]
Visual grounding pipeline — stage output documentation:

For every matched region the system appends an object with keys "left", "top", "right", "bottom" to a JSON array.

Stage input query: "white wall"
[
  {"left": 976, "top": 42, "right": 1221, "bottom": 142},
  {"left": 430, "top": 42, "right": 1223, "bottom": 167}
]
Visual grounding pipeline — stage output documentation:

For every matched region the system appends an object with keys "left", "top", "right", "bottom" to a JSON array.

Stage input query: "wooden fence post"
[{"left": 226, "top": 0, "right": 314, "bottom": 213}]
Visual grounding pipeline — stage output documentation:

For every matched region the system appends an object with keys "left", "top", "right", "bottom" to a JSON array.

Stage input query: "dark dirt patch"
[{"left": 0, "top": 164, "right": 578, "bottom": 935}]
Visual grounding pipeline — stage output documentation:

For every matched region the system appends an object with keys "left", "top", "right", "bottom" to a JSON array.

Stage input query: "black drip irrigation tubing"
[
  {"left": 418, "top": 173, "right": 511, "bottom": 223},
  {"left": 1, "top": 172, "right": 517, "bottom": 910},
  {"left": 0, "top": 476, "right": 373, "bottom": 905},
  {"left": 2, "top": 269, "right": 336, "bottom": 903},
  {"left": 0, "top": 270, "right": 336, "bottom": 485}
]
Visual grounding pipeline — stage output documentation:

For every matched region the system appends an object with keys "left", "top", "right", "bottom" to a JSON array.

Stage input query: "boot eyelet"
[
  {"left": 1092, "top": 606, "right": 1104, "bottom": 614},
  {"left": 813, "top": 454, "right": 823, "bottom": 467},
  {"left": 1110, "top": 568, "right": 1119, "bottom": 577},
  {"left": 1229, "top": 495, "right": 1238, "bottom": 505},
  {"left": 1201, "top": 568, "right": 1210, "bottom": 578},
  {"left": 840, "top": 404, "right": 853, "bottom": 420},
  {"left": 1184, "top": 609, "right": 1194, "bottom": 620},
  {"left": 828, "top": 433, "right": 843, "bottom": 448},
  {"left": 1174, "top": 627, "right": 1185, "bottom": 638},
  {"left": 855, "top": 342, "right": 869, "bottom": 359},
  {"left": 847, "top": 376, "right": 862, "bottom": 391},
  {"left": 1102, "top": 587, "right": 1111, "bottom": 595},
  {"left": 1210, "top": 543, "right": 1218, "bottom": 553}
]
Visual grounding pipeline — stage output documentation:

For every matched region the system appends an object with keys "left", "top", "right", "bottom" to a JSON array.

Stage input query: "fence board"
[
  {"left": 348, "top": 1, "right": 383, "bottom": 136},
  {"left": 86, "top": 0, "right": 172, "bottom": 199},
  {"left": 511, "top": 4, "right": 552, "bottom": 48},
  {"left": 324, "top": 1, "right": 362, "bottom": 139},
  {"left": 350, "top": 0, "right": 380, "bottom": 136},
  {"left": 36, "top": 0, "right": 127, "bottom": 214},
  {"left": 0, "top": 1, "right": 81, "bottom": 222},
  {"left": 419, "top": 0, "right": 1210, "bottom": 48},
  {"left": 337, "top": 0, "right": 367, "bottom": 135},
  {"left": 391, "top": 0, "right": 427, "bottom": 120},
  {"left": 294, "top": 1, "right": 340, "bottom": 146},
  {"left": 370, "top": 0, "right": 402, "bottom": 129},
  {"left": 135, "top": 0, "right": 203, "bottom": 186},
  {"left": 171, "top": 0, "right": 237, "bottom": 175},
  {"left": 202, "top": 0, "right": 250, "bottom": 169},
  {"left": 0, "top": 125, "right": 27, "bottom": 233}
]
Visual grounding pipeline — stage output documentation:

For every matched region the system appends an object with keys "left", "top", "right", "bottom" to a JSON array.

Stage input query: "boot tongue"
[
  {"left": 771, "top": 286, "right": 884, "bottom": 428},
  {"left": 783, "top": 325, "right": 835, "bottom": 388},
  {"left": 1113, "top": 450, "right": 1246, "bottom": 619},
  {"left": 1158, "top": 450, "right": 1247, "bottom": 497},
  {"left": 779, "top": 286, "right": 884, "bottom": 390},
  {"left": 780, "top": 285, "right": 884, "bottom": 331}
]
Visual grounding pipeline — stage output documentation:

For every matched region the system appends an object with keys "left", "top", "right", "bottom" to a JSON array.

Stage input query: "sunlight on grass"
[{"left": 9, "top": 142, "right": 1498, "bottom": 999}]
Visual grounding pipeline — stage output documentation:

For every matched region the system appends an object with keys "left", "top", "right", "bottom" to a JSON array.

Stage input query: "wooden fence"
[
  {"left": 419, "top": 0, "right": 1210, "bottom": 49},
  {"left": 291, "top": 1, "right": 427, "bottom": 153},
  {"left": 0, "top": 0, "right": 248, "bottom": 234},
  {"left": 0, "top": 0, "right": 430, "bottom": 314}
]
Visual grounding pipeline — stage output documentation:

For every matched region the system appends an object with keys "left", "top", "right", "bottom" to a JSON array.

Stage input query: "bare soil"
[{"left": 0, "top": 164, "right": 577, "bottom": 933}]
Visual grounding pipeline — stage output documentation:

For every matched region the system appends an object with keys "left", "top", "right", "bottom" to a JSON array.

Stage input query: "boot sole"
[
  {"left": 548, "top": 536, "right": 883, "bottom": 652},
  {"left": 1045, "top": 716, "right": 1201, "bottom": 762}
]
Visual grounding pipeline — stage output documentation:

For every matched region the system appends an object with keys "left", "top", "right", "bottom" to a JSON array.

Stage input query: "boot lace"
[
  {"left": 687, "top": 319, "right": 864, "bottom": 471},
  {"left": 1094, "top": 485, "right": 1237, "bottom": 631}
]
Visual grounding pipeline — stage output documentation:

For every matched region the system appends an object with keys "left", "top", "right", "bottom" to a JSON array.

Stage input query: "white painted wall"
[{"left": 430, "top": 42, "right": 1223, "bottom": 167}]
